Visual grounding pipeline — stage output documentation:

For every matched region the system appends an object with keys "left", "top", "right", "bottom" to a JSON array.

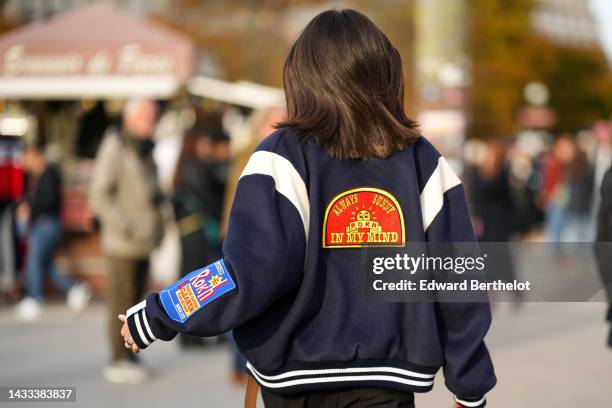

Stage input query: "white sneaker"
[
  {"left": 67, "top": 283, "right": 92, "bottom": 314},
  {"left": 103, "top": 360, "right": 151, "bottom": 384},
  {"left": 14, "top": 297, "right": 42, "bottom": 321}
]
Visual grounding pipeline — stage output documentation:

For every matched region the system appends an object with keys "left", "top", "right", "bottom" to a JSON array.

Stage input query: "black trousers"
[{"left": 261, "top": 388, "right": 416, "bottom": 408}]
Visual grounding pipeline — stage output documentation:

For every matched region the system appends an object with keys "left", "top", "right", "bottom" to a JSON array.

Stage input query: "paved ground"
[{"left": 0, "top": 301, "right": 610, "bottom": 407}]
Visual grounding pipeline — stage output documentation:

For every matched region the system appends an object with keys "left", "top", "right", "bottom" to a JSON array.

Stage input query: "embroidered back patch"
[
  {"left": 160, "top": 259, "right": 236, "bottom": 323},
  {"left": 323, "top": 187, "right": 405, "bottom": 248}
]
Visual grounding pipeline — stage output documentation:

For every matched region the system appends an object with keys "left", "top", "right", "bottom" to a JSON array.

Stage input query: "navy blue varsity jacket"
[{"left": 126, "top": 129, "right": 496, "bottom": 407}]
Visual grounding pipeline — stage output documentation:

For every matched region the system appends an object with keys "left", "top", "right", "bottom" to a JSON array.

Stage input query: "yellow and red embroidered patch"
[
  {"left": 176, "top": 284, "right": 200, "bottom": 316},
  {"left": 322, "top": 187, "right": 405, "bottom": 248}
]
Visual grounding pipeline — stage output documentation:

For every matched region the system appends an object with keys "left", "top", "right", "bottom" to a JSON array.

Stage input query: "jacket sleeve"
[
  {"left": 595, "top": 167, "right": 612, "bottom": 302},
  {"left": 419, "top": 148, "right": 496, "bottom": 408},
  {"left": 126, "top": 149, "right": 308, "bottom": 349},
  {"left": 597, "top": 167, "right": 612, "bottom": 243}
]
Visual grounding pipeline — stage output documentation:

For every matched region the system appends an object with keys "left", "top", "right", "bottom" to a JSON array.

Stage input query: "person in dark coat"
[
  {"left": 566, "top": 149, "right": 594, "bottom": 241},
  {"left": 595, "top": 165, "right": 612, "bottom": 348},
  {"left": 469, "top": 141, "right": 517, "bottom": 295},
  {"left": 469, "top": 141, "right": 514, "bottom": 242}
]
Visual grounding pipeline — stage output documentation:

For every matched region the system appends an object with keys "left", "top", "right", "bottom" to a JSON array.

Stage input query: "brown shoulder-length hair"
[{"left": 276, "top": 9, "right": 419, "bottom": 160}]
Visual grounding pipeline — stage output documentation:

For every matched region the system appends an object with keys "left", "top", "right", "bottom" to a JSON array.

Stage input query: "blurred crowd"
[
  {"left": 463, "top": 122, "right": 612, "bottom": 346},
  {"left": 464, "top": 122, "right": 612, "bottom": 245},
  {"left": 0, "top": 97, "right": 284, "bottom": 385},
  {"left": 1, "top": 96, "right": 612, "bottom": 383}
]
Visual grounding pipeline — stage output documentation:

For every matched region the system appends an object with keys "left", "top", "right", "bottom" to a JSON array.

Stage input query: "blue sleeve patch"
[{"left": 159, "top": 259, "right": 236, "bottom": 323}]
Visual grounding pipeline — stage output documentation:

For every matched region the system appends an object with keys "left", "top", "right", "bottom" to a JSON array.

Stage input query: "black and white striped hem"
[
  {"left": 246, "top": 361, "right": 436, "bottom": 395},
  {"left": 454, "top": 395, "right": 486, "bottom": 407},
  {"left": 126, "top": 300, "right": 156, "bottom": 349}
]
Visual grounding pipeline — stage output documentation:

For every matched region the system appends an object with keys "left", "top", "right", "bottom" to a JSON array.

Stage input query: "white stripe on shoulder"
[
  {"left": 454, "top": 396, "right": 486, "bottom": 407},
  {"left": 126, "top": 299, "right": 146, "bottom": 317},
  {"left": 420, "top": 156, "right": 461, "bottom": 231},
  {"left": 240, "top": 150, "right": 309, "bottom": 238}
]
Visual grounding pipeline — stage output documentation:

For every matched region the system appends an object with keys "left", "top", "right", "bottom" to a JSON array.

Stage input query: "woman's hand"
[{"left": 118, "top": 314, "right": 140, "bottom": 353}]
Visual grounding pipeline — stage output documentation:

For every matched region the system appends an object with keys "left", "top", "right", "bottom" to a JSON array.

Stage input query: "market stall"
[
  {"left": 0, "top": 1, "right": 194, "bottom": 100},
  {"left": 0, "top": 1, "right": 195, "bottom": 294}
]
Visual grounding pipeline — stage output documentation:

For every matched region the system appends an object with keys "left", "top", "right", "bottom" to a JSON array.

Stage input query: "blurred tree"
[
  {"left": 153, "top": 0, "right": 611, "bottom": 135},
  {"left": 151, "top": 0, "right": 418, "bottom": 115},
  {"left": 466, "top": 0, "right": 556, "bottom": 139},
  {"left": 466, "top": 0, "right": 612, "bottom": 138},
  {"left": 151, "top": 0, "right": 327, "bottom": 86},
  {"left": 0, "top": 1, "right": 18, "bottom": 35},
  {"left": 545, "top": 46, "right": 612, "bottom": 132}
]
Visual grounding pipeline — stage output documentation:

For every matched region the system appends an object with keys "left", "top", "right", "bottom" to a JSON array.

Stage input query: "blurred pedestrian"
[
  {"left": 565, "top": 148, "right": 594, "bottom": 241},
  {"left": 0, "top": 135, "right": 24, "bottom": 301},
  {"left": 469, "top": 141, "right": 514, "bottom": 242},
  {"left": 541, "top": 136, "right": 575, "bottom": 246},
  {"left": 592, "top": 121, "right": 612, "bottom": 217},
  {"left": 468, "top": 141, "right": 518, "bottom": 303},
  {"left": 14, "top": 147, "right": 91, "bottom": 321},
  {"left": 595, "top": 165, "right": 612, "bottom": 348},
  {"left": 90, "top": 99, "right": 164, "bottom": 384}
]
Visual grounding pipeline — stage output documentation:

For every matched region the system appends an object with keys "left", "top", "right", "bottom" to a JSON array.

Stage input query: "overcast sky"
[{"left": 591, "top": 0, "right": 612, "bottom": 58}]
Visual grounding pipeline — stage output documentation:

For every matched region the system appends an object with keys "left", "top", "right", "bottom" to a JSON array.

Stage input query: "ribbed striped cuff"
[
  {"left": 126, "top": 300, "right": 157, "bottom": 349},
  {"left": 454, "top": 395, "right": 486, "bottom": 408}
]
